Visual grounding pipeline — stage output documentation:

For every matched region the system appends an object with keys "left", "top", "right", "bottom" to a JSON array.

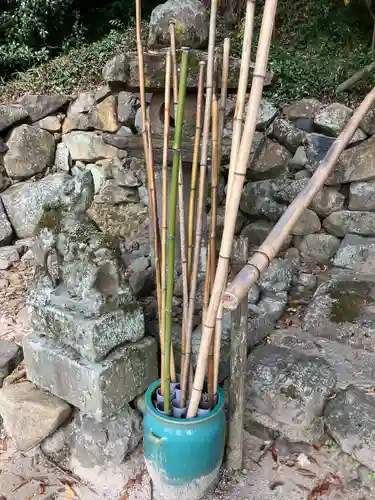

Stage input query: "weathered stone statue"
[{"left": 28, "top": 168, "right": 144, "bottom": 363}]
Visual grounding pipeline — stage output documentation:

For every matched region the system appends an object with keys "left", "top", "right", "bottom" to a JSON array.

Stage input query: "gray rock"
[
  {"left": 129, "top": 268, "right": 155, "bottom": 297},
  {"left": 258, "top": 258, "right": 294, "bottom": 293},
  {"left": 212, "top": 204, "right": 245, "bottom": 239},
  {"left": 18, "top": 94, "right": 69, "bottom": 122},
  {"left": 314, "top": 103, "right": 366, "bottom": 141},
  {"left": 30, "top": 303, "right": 144, "bottom": 363},
  {"left": 305, "top": 133, "right": 336, "bottom": 172},
  {"left": 62, "top": 131, "right": 119, "bottom": 161},
  {"left": 249, "top": 140, "right": 291, "bottom": 180},
  {"left": 294, "top": 169, "right": 311, "bottom": 180},
  {"left": 325, "top": 386, "right": 375, "bottom": 471},
  {"left": 0, "top": 340, "right": 22, "bottom": 387},
  {"left": 270, "top": 328, "right": 375, "bottom": 391},
  {"left": 24, "top": 334, "right": 158, "bottom": 420},
  {"left": 68, "top": 405, "right": 142, "bottom": 467},
  {"left": 0, "top": 246, "right": 19, "bottom": 270},
  {"left": 298, "top": 233, "right": 340, "bottom": 264},
  {"left": 63, "top": 95, "right": 118, "bottom": 134},
  {"left": 245, "top": 344, "right": 336, "bottom": 442},
  {"left": 333, "top": 234, "right": 375, "bottom": 274},
  {"left": 282, "top": 98, "right": 320, "bottom": 132},
  {"left": 148, "top": 0, "right": 209, "bottom": 49},
  {"left": 272, "top": 117, "right": 306, "bottom": 153},
  {"left": 35, "top": 116, "right": 61, "bottom": 133},
  {"left": 248, "top": 284, "right": 261, "bottom": 304},
  {"left": 303, "top": 278, "right": 375, "bottom": 353},
  {"left": 349, "top": 181, "right": 375, "bottom": 211},
  {"left": 102, "top": 54, "right": 129, "bottom": 84},
  {"left": 95, "top": 180, "right": 139, "bottom": 204},
  {"left": 292, "top": 209, "right": 321, "bottom": 236},
  {"left": 272, "top": 177, "right": 345, "bottom": 217},
  {"left": 95, "top": 85, "right": 112, "bottom": 103},
  {"left": 323, "top": 210, "right": 375, "bottom": 237},
  {"left": 117, "top": 92, "right": 137, "bottom": 127},
  {"left": 256, "top": 291, "right": 288, "bottom": 321},
  {"left": 256, "top": 99, "right": 278, "bottom": 131},
  {"left": 290, "top": 146, "right": 308, "bottom": 171},
  {"left": 0, "top": 201, "right": 13, "bottom": 246},
  {"left": 102, "top": 130, "right": 132, "bottom": 149},
  {"left": 240, "top": 180, "right": 285, "bottom": 221},
  {"left": 360, "top": 103, "right": 375, "bottom": 135},
  {"left": 0, "top": 104, "right": 28, "bottom": 132},
  {"left": 241, "top": 219, "right": 292, "bottom": 252},
  {"left": 98, "top": 157, "right": 141, "bottom": 187},
  {"left": 3, "top": 124, "right": 55, "bottom": 180},
  {"left": 128, "top": 256, "right": 149, "bottom": 274},
  {"left": 325, "top": 135, "right": 375, "bottom": 185},
  {"left": 0, "top": 381, "right": 71, "bottom": 450},
  {"left": 54, "top": 142, "right": 71, "bottom": 172},
  {"left": 290, "top": 272, "right": 317, "bottom": 298},
  {"left": 0, "top": 137, "right": 8, "bottom": 154},
  {"left": 1, "top": 173, "right": 70, "bottom": 238}
]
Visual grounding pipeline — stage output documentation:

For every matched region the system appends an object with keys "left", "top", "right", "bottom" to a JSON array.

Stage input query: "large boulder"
[
  {"left": 323, "top": 210, "right": 375, "bottom": 237},
  {"left": 1, "top": 173, "right": 70, "bottom": 238},
  {"left": 326, "top": 135, "right": 375, "bottom": 184},
  {"left": 325, "top": 386, "right": 375, "bottom": 471},
  {"left": 258, "top": 257, "right": 294, "bottom": 294},
  {"left": 240, "top": 180, "right": 285, "bottom": 221},
  {"left": 349, "top": 181, "right": 375, "bottom": 211},
  {"left": 3, "top": 124, "right": 55, "bottom": 180},
  {"left": 361, "top": 103, "right": 375, "bottom": 135},
  {"left": 333, "top": 234, "right": 375, "bottom": 274},
  {"left": 245, "top": 344, "right": 336, "bottom": 442},
  {"left": 102, "top": 54, "right": 129, "bottom": 85},
  {"left": 148, "top": 0, "right": 209, "bottom": 49},
  {"left": 0, "top": 104, "right": 28, "bottom": 132},
  {"left": 0, "top": 381, "right": 71, "bottom": 451},
  {"left": 298, "top": 233, "right": 341, "bottom": 264},
  {"left": 248, "top": 140, "right": 291, "bottom": 180},
  {"left": 63, "top": 95, "right": 118, "bottom": 133},
  {"left": 0, "top": 200, "right": 13, "bottom": 246},
  {"left": 241, "top": 219, "right": 292, "bottom": 252},
  {"left": 62, "top": 131, "right": 119, "bottom": 161},
  {"left": 272, "top": 117, "right": 306, "bottom": 153},
  {"left": 17, "top": 94, "right": 69, "bottom": 122},
  {"left": 305, "top": 133, "right": 336, "bottom": 172},
  {"left": 255, "top": 99, "right": 278, "bottom": 131},
  {"left": 314, "top": 103, "right": 366, "bottom": 142},
  {"left": 282, "top": 98, "right": 320, "bottom": 132},
  {"left": 292, "top": 209, "right": 321, "bottom": 236}
]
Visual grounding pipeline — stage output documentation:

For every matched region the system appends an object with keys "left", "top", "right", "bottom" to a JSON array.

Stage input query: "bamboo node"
[
  {"left": 248, "top": 249, "right": 271, "bottom": 266},
  {"left": 218, "top": 253, "right": 230, "bottom": 261}
]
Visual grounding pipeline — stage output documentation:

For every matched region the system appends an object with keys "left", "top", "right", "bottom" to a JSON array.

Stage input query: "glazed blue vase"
[{"left": 143, "top": 379, "right": 226, "bottom": 500}]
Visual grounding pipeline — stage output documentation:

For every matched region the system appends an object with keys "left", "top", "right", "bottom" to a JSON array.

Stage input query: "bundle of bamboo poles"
[{"left": 136, "top": 0, "right": 278, "bottom": 418}]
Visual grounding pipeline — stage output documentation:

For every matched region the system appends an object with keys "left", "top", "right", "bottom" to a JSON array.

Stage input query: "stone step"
[{"left": 269, "top": 328, "right": 375, "bottom": 391}]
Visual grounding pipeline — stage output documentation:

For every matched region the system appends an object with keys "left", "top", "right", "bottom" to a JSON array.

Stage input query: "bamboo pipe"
[
  {"left": 181, "top": 0, "right": 218, "bottom": 409},
  {"left": 226, "top": 0, "right": 256, "bottom": 217},
  {"left": 187, "top": 0, "right": 278, "bottom": 419},
  {"left": 187, "top": 62, "right": 206, "bottom": 280},
  {"left": 223, "top": 85, "right": 375, "bottom": 310},
  {"left": 169, "top": 23, "right": 189, "bottom": 392},
  {"left": 160, "top": 51, "right": 172, "bottom": 396},
  {"left": 164, "top": 49, "right": 189, "bottom": 411}
]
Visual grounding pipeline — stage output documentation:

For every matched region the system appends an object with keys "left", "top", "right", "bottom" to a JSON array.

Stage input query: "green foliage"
[
  {"left": 230, "top": 0, "right": 374, "bottom": 104},
  {"left": 0, "top": 0, "right": 158, "bottom": 79}
]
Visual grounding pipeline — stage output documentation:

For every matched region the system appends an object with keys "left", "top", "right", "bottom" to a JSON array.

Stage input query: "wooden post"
[{"left": 226, "top": 236, "right": 248, "bottom": 470}]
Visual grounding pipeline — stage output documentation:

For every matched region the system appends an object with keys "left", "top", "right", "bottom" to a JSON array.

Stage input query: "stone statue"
[{"left": 27, "top": 168, "right": 144, "bottom": 363}]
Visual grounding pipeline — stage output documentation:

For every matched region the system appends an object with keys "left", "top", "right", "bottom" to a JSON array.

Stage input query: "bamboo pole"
[
  {"left": 164, "top": 49, "right": 189, "bottom": 412},
  {"left": 213, "top": 37, "right": 231, "bottom": 396},
  {"left": 187, "top": 0, "right": 278, "bottom": 419},
  {"left": 222, "top": 85, "right": 375, "bottom": 310},
  {"left": 187, "top": 61, "right": 206, "bottom": 281},
  {"left": 207, "top": 92, "right": 219, "bottom": 406},
  {"left": 169, "top": 22, "right": 189, "bottom": 394},
  {"left": 226, "top": 0, "right": 256, "bottom": 217},
  {"left": 181, "top": 0, "right": 218, "bottom": 409},
  {"left": 336, "top": 61, "right": 375, "bottom": 94},
  {"left": 160, "top": 51, "right": 172, "bottom": 396},
  {"left": 226, "top": 237, "right": 248, "bottom": 470}
]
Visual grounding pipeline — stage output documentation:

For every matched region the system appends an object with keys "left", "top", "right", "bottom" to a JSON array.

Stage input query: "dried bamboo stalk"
[
  {"left": 187, "top": 61, "right": 206, "bottom": 281},
  {"left": 169, "top": 22, "right": 189, "bottom": 393},
  {"left": 164, "top": 49, "right": 190, "bottom": 411},
  {"left": 207, "top": 92, "right": 219, "bottom": 405},
  {"left": 226, "top": 0, "right": 255, "bottom": 218},
  {"left": 187, "top": 0, "right": 278, "bottom": 419},
  {"left": 223, "top": 85, "right": 375, "bottom": 310},
  {"left": 160, "top": 51, "right": 172, "bottom": 395},
  {"left": 213, "top": 303, "right": 224, "bottom": 395},
  {"left": 180, "top": 0, "right": 218, "bottom": 409}
]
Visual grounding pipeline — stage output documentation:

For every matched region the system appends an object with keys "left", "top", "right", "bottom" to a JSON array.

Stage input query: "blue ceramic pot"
[{"left": 144, "top": 379, "right": 225, "bottom": 500}]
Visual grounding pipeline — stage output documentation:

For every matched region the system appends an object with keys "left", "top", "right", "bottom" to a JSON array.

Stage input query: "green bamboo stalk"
[{"left": 164, "top": 49, "right": 189, "bottom": 411}]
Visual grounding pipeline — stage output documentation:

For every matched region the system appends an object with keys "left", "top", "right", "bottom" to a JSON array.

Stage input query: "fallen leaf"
[
  {"left": 308, "top": 473, "right": 343, "bottom": 499},
  {"left": 270, "top": 445, "right": 278, "bottom": 463},
  {"left": 312, "top": 443, "right": 322, "bottom": 451},
  {"left": 38, "top": 482, "right": 46, "bottom": 494}
]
